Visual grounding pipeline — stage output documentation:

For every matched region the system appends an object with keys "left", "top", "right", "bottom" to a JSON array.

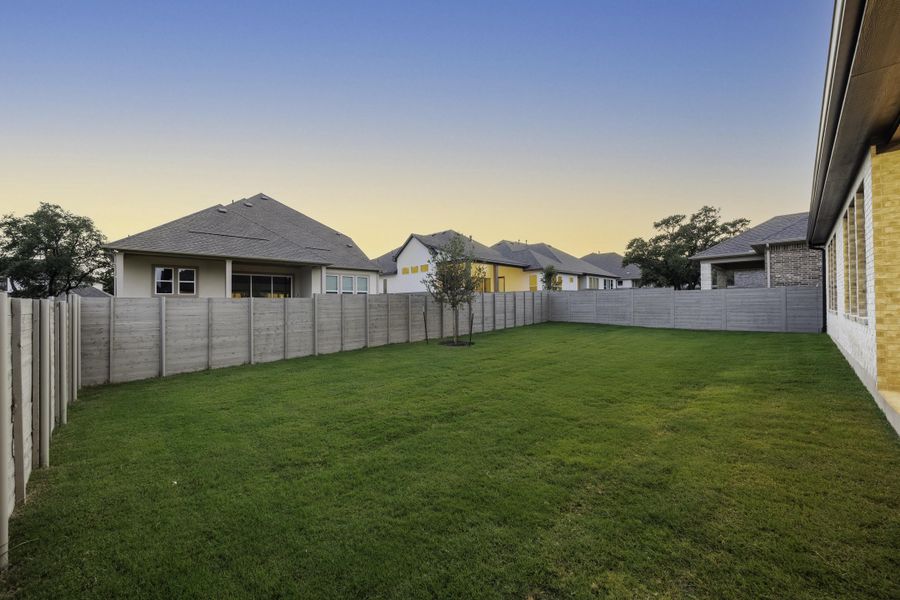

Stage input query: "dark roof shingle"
[
  {"left": 690, "top": 212, "right": 809, "bottom": 260},
  {"left": 492, "top": 241, "right": 617, "bottom": 277},
  {"left": 580, "top": 252, "right": 641, "bottom": 280}
]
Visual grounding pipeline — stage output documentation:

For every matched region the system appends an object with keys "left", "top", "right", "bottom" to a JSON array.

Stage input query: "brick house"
[
  {"left": 807, "top": 0, "right": 900, "bottom": 433},
  {"left": 691, "top": 212, "right": 822, "bottom": 290}
]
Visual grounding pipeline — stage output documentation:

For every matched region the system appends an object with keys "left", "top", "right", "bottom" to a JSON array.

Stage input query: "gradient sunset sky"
[{"left": 1, "top": 1, "right": 832, "bottom": 258}]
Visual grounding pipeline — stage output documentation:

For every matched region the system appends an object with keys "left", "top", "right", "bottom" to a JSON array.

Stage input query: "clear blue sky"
[{"left": 0, "top": 1, "right": 833, "bottom": 256}]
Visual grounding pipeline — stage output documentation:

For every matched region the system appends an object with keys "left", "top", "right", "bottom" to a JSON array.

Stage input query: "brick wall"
[
  {"left": 768, "top": 243, "right": 822, "bottom": 287},
  {"left": 872, "top": 145, "right": 900, "bottom": 391}
]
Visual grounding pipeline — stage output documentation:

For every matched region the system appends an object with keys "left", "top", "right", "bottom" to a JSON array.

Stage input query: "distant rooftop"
[{"left": 691, "top": 212, "right": 809, "bottom": 260}]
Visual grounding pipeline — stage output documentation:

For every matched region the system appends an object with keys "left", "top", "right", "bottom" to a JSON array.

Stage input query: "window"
[
  {"left": 401, "top": 267, "right": 410, "bottom": 275},
  {"left": 569, "top": 277, "right": 574, "bottom": 284},
  {"left": 529, "top": 275, "right": 538, "bottom": 292},
  {"left": 587, "top": 276, "right": 600, "bottom": 289},
  {"left": 155, "top": 266, "right": 196, "bottom": 295},
  {"left": 356, "top": 276, "right": 368, "bottom": 294},
  {"left": 232, "top": 274, "right": 292, "bottom": 298},
  {"left": 411, "top": 265, "right": 419, "bottom": 273},
  {"left": 155, "top": 267, "right": 174, "bottom": 294},
  {"left": 603, "top": 279, "right": 614, "bottom": 290},
  {"left": 325, "top": 275, "right": 339, "bottom": 294},
  {"left": 342, "top": 276, "right": 355, "bottom": 293},
  {"left": 421, "top": 264, "right": 429, "bottom": 272},
  {"left": 477, "top": 278, "right": 492, "bottom": 293},
  {"left": 826, "top": 236, "right": 838, "bottom": 312},
  {"left": 842, "top": 187, "right": 867, "bottom": 319}
]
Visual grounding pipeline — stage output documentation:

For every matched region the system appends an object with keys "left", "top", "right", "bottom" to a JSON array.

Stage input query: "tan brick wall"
[{"left": 871, "top": 146, "right": 900, "bottom": 391}]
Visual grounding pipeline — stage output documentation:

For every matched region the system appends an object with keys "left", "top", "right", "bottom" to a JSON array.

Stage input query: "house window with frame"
[
  {"left": 342, "top": 276, "right": 355, "bottom": 294},
  {"left": 325, "top": 275, "right": 339, "bottom": 294},
  {"left": 842, "top": 187, "right": 868, "bottom": 319},
  {"left": 356, "top": 276, "right": 368, "bottom": 294},
  {"left": 603, "top": 279, "right": 614, "bottom": 290},
  {"left": 155, "top": 266, "right": 196, "bottom": 296},
  {"left": 826, "top": 236, "right": 838, "bottom": 312},
  {"left": 231, "top": 274, "right": 292, "bottom": 298}
]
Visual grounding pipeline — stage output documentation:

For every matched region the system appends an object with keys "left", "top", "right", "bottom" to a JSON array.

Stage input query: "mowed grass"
[{"left": 2, "top": 323, "right": 899, "bottom": 599}]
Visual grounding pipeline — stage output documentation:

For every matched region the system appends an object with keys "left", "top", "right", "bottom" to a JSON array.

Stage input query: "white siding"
[{"left": 385, "top": 239, "right": 433, "bottom": 293}]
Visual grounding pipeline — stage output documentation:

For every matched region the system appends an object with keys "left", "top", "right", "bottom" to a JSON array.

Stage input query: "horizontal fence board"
[
  {"left": 210, "top": 299, "right": 250, "bottom": 368},
  {"left": 252, "top": 299, "right": 286, "bottom": 364},
  {"left": 342, "top": 295, "right": 367, "bottom": 351},
  {"left": 316, "top": 295, "right": 341, "bottom": 354},
  {"left": 80, "top": 299, "right": 110, "bottom": 386},
  {"left": 166, "top": 299, "right": 209, "bottom": 375},
  {"left": 674, "top": 291, "right": 724, "bottom": 330},
  {"left": 286, "top": 299, "right": 315, "bottom": 358},
  {"left": 367, "top": 296, "right": 388, "bottom": 347}
]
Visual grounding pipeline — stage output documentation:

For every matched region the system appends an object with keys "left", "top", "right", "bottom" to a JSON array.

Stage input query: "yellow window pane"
[
  {"left": 421, "top": 264, "right": 429, "bottom": 272},
  {"left": 402, "top": 267, "right": 410, "bottom": 275},
  {"left": 412, "top": 265, "right": 419, "bottom": 273}
]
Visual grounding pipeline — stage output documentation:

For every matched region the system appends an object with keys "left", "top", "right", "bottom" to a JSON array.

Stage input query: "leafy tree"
[
  {"left": 423, "top": 234, "right": 485, "bottom": 345},
  {"left": 540, "top": 265, "right": 562, "bottom": 291},
  {"left": 0, "top": 203, "right": 111, "bottom": 298},
  {"left": 623, "top": 206, "right": 749, "bottom": 290}
]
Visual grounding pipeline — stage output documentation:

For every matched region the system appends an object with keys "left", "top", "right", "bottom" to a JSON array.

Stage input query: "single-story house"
[
  {"left": 807, "top": 0, "right": 900, "bottom": 431},
  {"left": 105, "top": 193, "right": 380, "bottom": 298},
  {"left": 690, "top": 212, "right": 822, "bottom": 290},
  {"left": 376, "top": 230, "right": 528, "bottom": 293},
  {"left": 580, "top": 252, "right": 642, "bottom": 288},
  {"left": 491, "top": 241, "right": 619, "bottom": 291},
  {"left": 69, "top": 284, "right": 111, "bottom": 298}
]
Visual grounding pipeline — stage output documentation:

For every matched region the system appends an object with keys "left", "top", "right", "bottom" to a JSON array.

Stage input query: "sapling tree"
[
  {"left": 423, "top": 233, "right": 485, "bottom": 345},
  {"left": 541, "top": 265, "right": 562, "bottom": 291}
]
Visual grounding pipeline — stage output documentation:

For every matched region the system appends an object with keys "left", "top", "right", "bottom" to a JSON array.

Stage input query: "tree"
[
  {"left": 623, "top": 206, "right": 749, "bottom": 290},
  {"left": 540, "top": 265, "right": 562, "bottom": 291},
  {"left": 423, "top": 234, "right": 485, "bottom": 345},
  {"left": 0, "top": 203, "right": 111, "bottom": 298}
]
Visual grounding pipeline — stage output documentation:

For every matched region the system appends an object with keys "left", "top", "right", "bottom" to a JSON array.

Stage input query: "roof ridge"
[{"left": 224, "top": 202, "right": 332, "bottom": 263}]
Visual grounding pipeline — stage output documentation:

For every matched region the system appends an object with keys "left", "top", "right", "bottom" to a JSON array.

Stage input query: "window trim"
[
  {"left": 325, "top": 274, "right": 339, "bottom": 294},
  {"left": 152, "top": 264, "right": 199, "bottom": 297}
]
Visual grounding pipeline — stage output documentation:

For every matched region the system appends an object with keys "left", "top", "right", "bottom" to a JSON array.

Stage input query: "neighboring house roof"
[
  {"left": 392, "top": 230, "right": 527, "bottom": 268},
  {"left": 808, "top": 0, "right": 900, "bottom": 245},
  {"left": 70, "top": 285, "right": 111, "bottom": 298},
  {"left": 373, "top": 247, "right": 400, "bottom": 276},
  {"left": 105, "top": 193, "right": 378, "bottom": 271},
  {"left": 690, "top": 212, "right": 809, "bottom": 261},
  {"left": 492, "top": 241, "right": 616, "bottom": 277},
  {"left": 580, "top": 252, "right": 642, "bottom": 280}
]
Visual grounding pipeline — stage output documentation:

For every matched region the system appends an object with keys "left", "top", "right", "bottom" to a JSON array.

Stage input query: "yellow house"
[
  {"left": 808, "top": 0, "right": 900, "bottom": 434},
  {"left": 374, "top": 230, "right": 531, "bottom": 293}
]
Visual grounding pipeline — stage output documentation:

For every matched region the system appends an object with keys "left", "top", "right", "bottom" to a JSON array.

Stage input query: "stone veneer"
[{"left": 768, "top": 243, "right": 822, "bottom": 287}]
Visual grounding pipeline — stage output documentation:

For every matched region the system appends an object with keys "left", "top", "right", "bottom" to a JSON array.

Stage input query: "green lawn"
[{"left": 3, "top": 323, "right": 899, "bottom": 599}]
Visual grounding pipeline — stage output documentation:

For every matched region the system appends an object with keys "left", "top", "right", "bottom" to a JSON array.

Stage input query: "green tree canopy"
[
  {"left": 623, "top": 206, "right": 749, "bottom": 290},
  {"left": 423, "top": 234, "right": 485, "bottom": 344},
  {"left": 0, "top": 203, "right": 111, "bottom": 298},
  {"left": 540, "top": 265, "right": 561, "bottom": 291}
]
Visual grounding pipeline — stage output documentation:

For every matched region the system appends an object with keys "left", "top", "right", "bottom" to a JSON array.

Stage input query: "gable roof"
[
  {"left": 491, "top": 241, "right": 616, "bottom": 277},
  {"left": 105, "top": 193, "right": 378, "bottom": 271},
  {"left": 580, "top": 252, "right": 642, "bottom": 280},
  {"left": 393, "top": 230, "right": 527, "bottom": 268},
  {"left": 70, "top": 285, "right": 111, "bottom": 298},
  {"left": 690, "top": 212, "right": 809, "bottom": 261},
  {"left": 373, "top": 247, "right": 400, "bottom": 275}
]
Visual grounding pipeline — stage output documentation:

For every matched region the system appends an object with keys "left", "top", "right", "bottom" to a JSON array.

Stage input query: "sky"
[{"left": 0, "top": 1, "right": 833, "bottom": 259}]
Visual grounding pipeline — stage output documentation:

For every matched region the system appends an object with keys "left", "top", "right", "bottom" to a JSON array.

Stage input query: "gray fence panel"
[
  {"left": 674, "top": 290, "right": 725, "bottom": 330},
  {"left": 10, "top": 300, "right": 33, "bottom": 498},
  {"left": 409, "top": 295, "right": 427, "bottom": 342},
  {"left": 633, "top": 289, "right": 675, "bottom": 329},
  {"left": 80, "top": 299, "right": 109, "bottom": 386},
  {"left": 367, "top": 295, "right": 388, "bottom": 347},
  {"left": 595, "top": 290, "right": 633, "bottom": 325},
  {"left": 316, "top": 295, "right": 342, "bottom": 354},
  {"left": 166, "top": 298, "right": 209, "bottom": 375},
  {"left": 786, "top": 287, "right": 823, "bottom": 333},
  {"left": 286, "top": 298, "right": 315, "bottom": 358},
  {"left": 112, "top": 299, "right": 160, "bottom": 383},
  {"left": 342, "top": 295, "right": 367, "bottom": 351},
  {"left": 252, "top": 299, "right": 285, "bottom": 364},
  {"left": 387, "top": 295, "right": 409, "bottom": 344},
  {"left": 569, "top": 291, "right": 595, "bottom": 323},
  {"left": 725, "top": 288, "right": 785, "bottom": 332},
  {"left": 210, "top": 299, "right": 250, "bottom": 368}
]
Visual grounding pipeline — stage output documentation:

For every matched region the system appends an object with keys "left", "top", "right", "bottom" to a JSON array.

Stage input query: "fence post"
[
  {"left": 30, "top": 302, "right": 39, "bottom": 469},
  {"left": 59, "top": 302, "right": 67, "bottom": 426},
  {"left": 722, "top": 289, "right": 728, "bottom": 330},
  {"left": 492, "top": 294, "right": 497, "bottom": 330},
  {"left": 39, "top": 299, "right": 50, "bottom": 468},
  {"left": 340, "top": 293, "right": 344, "bottom": 352},
  {"left": 313, "top": 294, "right": 318, "bottom": 356},
  {"left": 249, "top": 297, "right": 255, "bottom": 365},
  {"left": 0, "top": 292, "right": 9, "bottom": 569},
  {"left": 629, "top": 289, "right": 635, "bottom": 325},
  {"left": 364, "top": 294, "right": 369, "bottom": 348},
  {"left": 387, "top": 295, "right": 392, "bottom": 344},
  {"left": 283, "top": 298, "right": 288, "bottom": 360},
  {"left": 108, "top": 297, "right": 115, "bottom": 384},
  {"left": 407, "top": 294, "right": 412, "bottom": 342},
  {"left": 10, "top": 300, "right": 27, "bottom": 504},
  {"left": 207, "top": 299, "right": 213, "bottom": 369},
  {"left": 159, "top": 297, "right": 166, "bottom": 378},
  {"left": 782, "top": 286, "right": 788, "bottom": 332}
]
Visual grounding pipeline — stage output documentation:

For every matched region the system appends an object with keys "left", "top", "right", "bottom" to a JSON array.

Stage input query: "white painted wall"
[
  {"left": 385, "top": 238, "right": 433, "bottom": 293},
  {"left": 825, "top": 155, "right": 877, "bottom": 386},
  {"left": 700, "top": 262, "right": 712, "bottom": 290}
]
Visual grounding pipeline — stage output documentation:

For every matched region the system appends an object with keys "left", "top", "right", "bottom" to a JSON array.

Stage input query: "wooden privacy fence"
[
  {"left": 79, "top": 292, "right": 552, "bottom": 386},
  {"left": 548, "top": 287, "right": 823, "bottom": 333},
  {"left": 0, "top": 292, "right": 81, "bottom": 568}
]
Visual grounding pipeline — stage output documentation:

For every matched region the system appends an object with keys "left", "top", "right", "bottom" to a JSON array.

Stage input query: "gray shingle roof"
[
  {"left": 105, "top": 193, "right": 378, "bottom": 271},
  {"left": 373, "top": 247, "right": 400, "bottom": 275},
  {"left": 690, "top": 212, "right": 809, "bottom": 260},
  {"left": 396, "top": 231, "right": 527, "bottom": 268},
  {"left": 70, "top": 285, "right": 111, "bottom": 298},
  {"left": 580, "top": 252, "right": 642, "bottom": 280},
  {"left": 491, "top": 241, "right": 617, "bottom": 277}
]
